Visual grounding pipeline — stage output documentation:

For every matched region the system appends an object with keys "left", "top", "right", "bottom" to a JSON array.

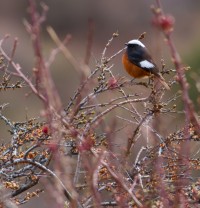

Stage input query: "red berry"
[
  {"left": 153, "top": 14, "right": 174, "bottom": 32},
  {"left": 42, "top": 126, "right": 48, "bottom": 134},
  {"left": 108, "top": 77, "right": 118, "bottom": 89}
]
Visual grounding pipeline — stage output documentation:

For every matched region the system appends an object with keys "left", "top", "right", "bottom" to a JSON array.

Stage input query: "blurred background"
[{"left": 0, "top": 0, "right": 200, "bottom": 207}]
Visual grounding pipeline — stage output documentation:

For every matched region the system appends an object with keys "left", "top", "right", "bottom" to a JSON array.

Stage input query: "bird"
[{"left": 122, "top": 39, "right": 170, "bottom": 90}]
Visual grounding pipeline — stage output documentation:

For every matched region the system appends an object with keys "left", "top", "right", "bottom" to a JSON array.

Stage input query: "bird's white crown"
[{"left": 127, "top": 39, "right": 145, "bottom": 48}]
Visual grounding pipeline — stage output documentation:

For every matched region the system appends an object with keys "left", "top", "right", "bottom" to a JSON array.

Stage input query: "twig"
[
  {"left": 84, "top": 98, "right": 148, "bottom": 134},
  {"left": 84, "top": 18, "right": 94, "bottom": 65},
  {"left": 0, "top": 38, "right": 46, "bottom": 102},
  {"left": 153, "top": 0, "right": 200, "bottom": 134},
  {"left": 46, "top": 34, "right": 72, "bottom": 68},
  {"left": 126, "top": 112, "right": 154, "bottom": 157},
  {"left": 47, "top": 26, "right": 91, "bottom": 77},
  {"left": 4, "top": 158, "right": 73, "bottom": 202},
  {"left": 97, "top": 151, "right": 143, "bottom": 207}
]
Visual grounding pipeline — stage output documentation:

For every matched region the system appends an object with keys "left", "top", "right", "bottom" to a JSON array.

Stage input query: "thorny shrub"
[{"left": 0, "top": 0, "right": 200, "bottom": 207}]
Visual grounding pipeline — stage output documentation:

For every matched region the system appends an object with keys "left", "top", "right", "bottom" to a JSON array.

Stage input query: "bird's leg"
[
  {"left": 147, "top": 77, "right": 151, "bottom": 85},
  {"left": 148, "top": 74, "right": 154, "bottom": 86},
  {"left": 131, "top": 78, "right": 136, "bottom": 83}
]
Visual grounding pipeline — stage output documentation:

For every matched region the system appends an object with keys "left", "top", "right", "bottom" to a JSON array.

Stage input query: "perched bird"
[{"left": 122, "top": 39, "right": 170, "bottom": 90}]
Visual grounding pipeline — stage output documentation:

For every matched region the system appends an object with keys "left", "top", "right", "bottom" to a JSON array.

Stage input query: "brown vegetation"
[{"left": 0, "top": 0, "right": 200, "bottom": 207}]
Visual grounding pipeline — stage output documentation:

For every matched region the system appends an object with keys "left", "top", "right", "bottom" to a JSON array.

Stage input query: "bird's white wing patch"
[{"left": 140, "top": 60, "right": 155, "bottom": 69}]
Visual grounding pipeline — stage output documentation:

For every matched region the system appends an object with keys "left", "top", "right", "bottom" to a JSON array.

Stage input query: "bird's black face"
[{"left": 126, "top": 43, "right": 145, "bottom": 64}]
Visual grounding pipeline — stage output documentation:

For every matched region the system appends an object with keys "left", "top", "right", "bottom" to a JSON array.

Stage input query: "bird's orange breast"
[{"left": 122, "top": 53, "right": 150, "bottom": 78}]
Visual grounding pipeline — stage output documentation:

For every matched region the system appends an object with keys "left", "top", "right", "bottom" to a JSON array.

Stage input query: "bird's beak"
[{"left": 125, "top": 43, "right": 128, "bottom": 46}]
